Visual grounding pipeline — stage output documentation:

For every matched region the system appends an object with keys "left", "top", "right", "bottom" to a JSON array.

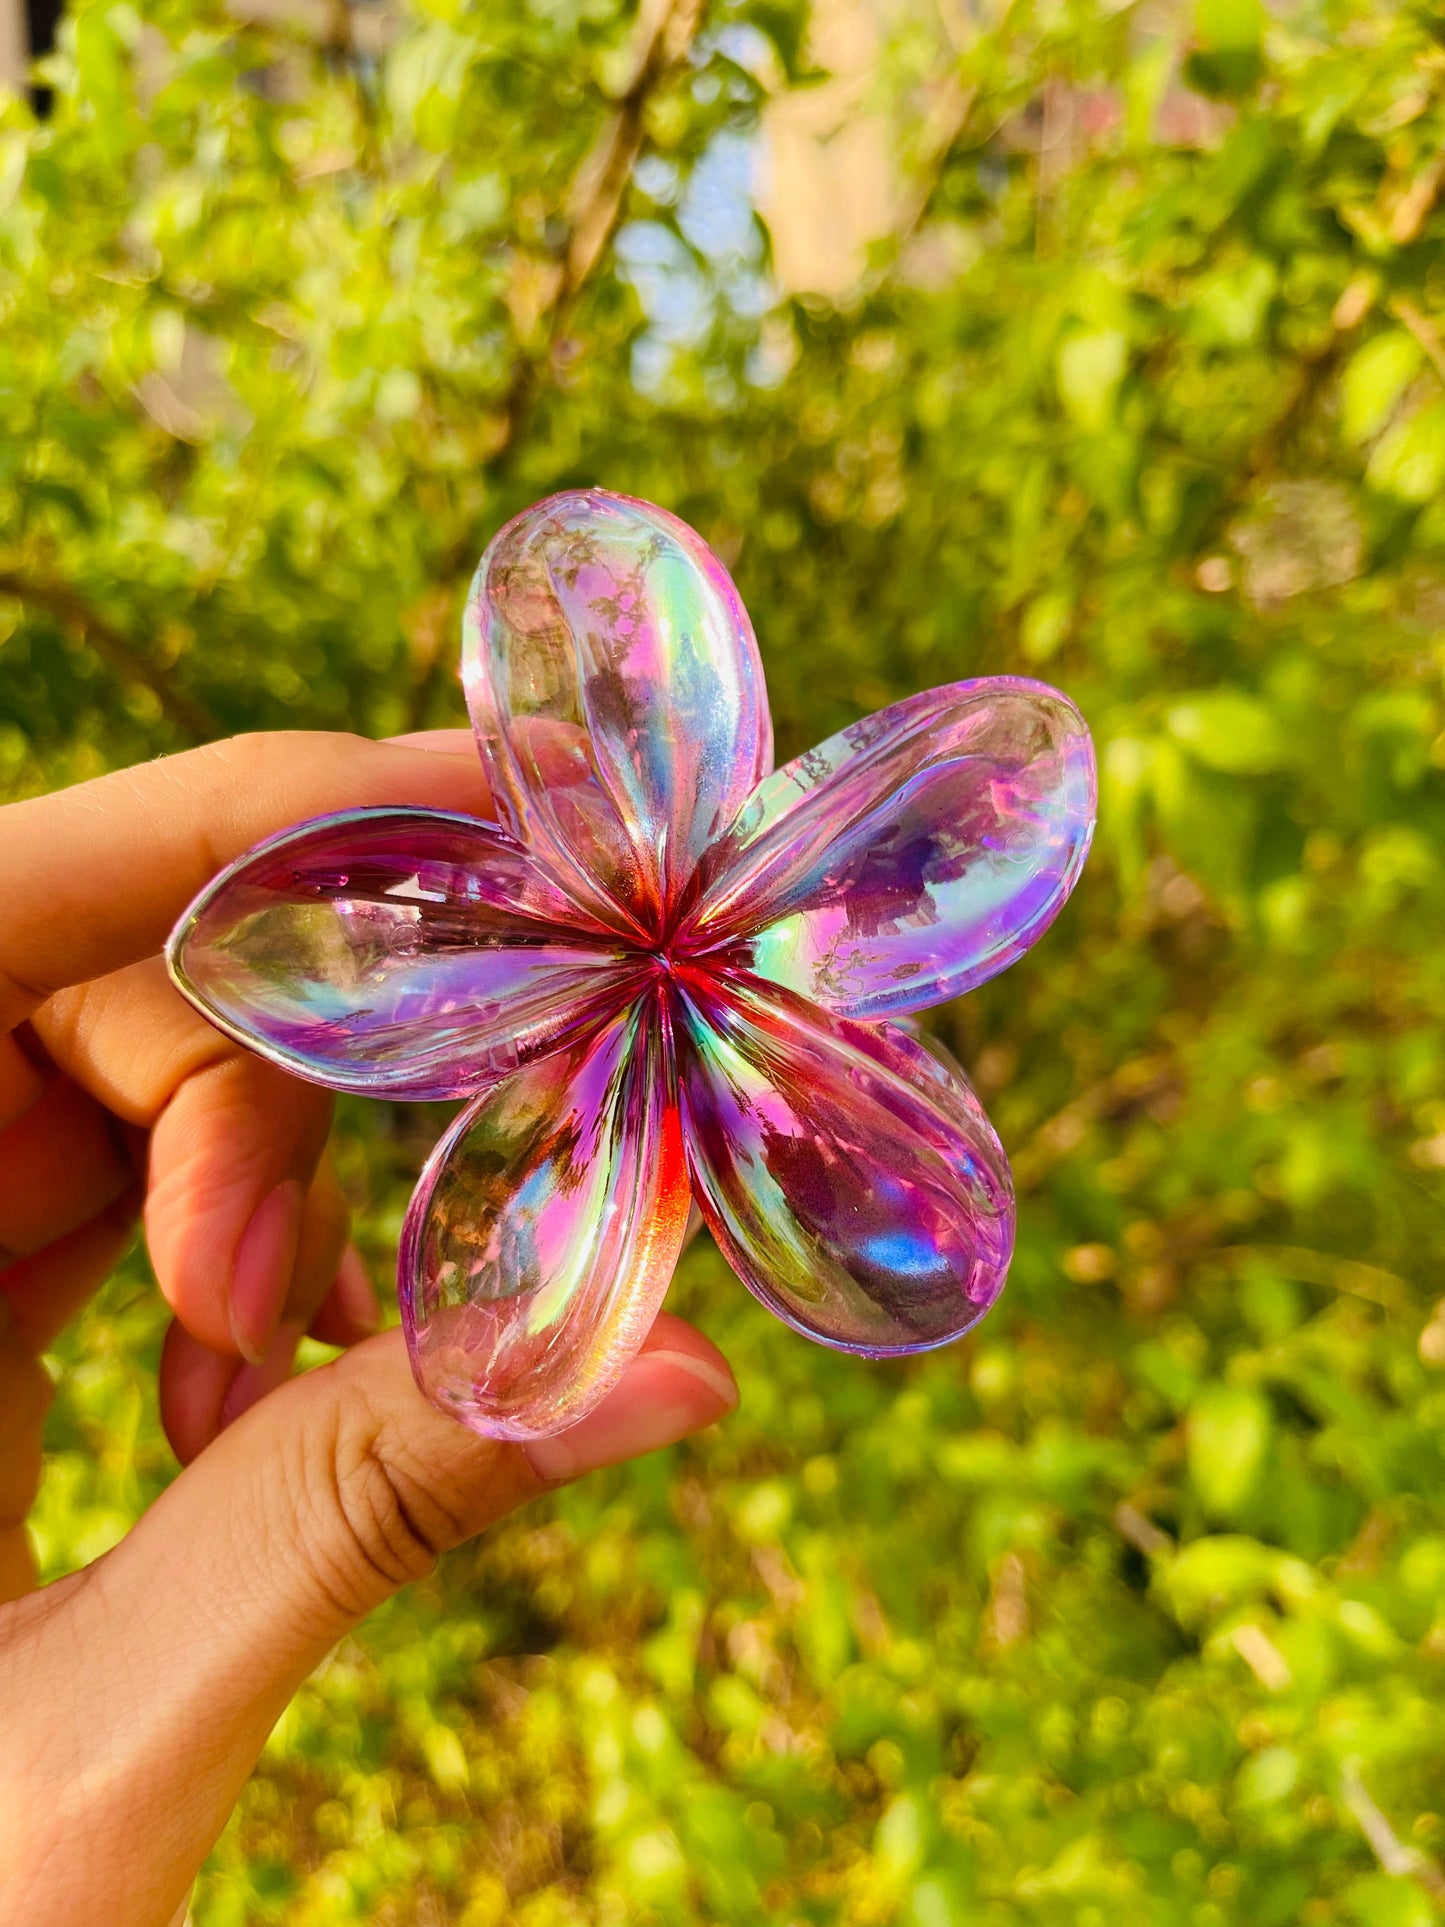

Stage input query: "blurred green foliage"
[{"left": 5, "top": 0, "right": 1445, "bottom": 1919}]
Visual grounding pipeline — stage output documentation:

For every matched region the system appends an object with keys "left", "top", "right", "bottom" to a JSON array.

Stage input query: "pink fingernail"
[
  {"left": 522, "top": 1349, "right": 738, "bottom": 1484},
  {"left": 221, "top": 1320, "right": 304, "bottom": 1429},
  {"left": 333, "top": 1245, "right": 379, "bottom": 1333},
  {"left": 229, "top": 1181, "right": 304, "bottom": 1364}
]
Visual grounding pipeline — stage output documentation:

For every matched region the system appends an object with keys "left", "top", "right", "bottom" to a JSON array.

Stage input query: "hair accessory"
[{"left": 168, "top": 491, "right": 1096, "bottom": 1439}]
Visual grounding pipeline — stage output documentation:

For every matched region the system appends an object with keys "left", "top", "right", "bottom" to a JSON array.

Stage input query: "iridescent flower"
[{"left": 168, "top": 491, "right": 1096, "bottom": 1439}]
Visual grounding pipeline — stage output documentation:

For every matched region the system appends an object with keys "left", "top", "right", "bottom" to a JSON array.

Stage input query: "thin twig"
[
  {"left": 1389, "top": 149, "right": 1445, "bottom": 246},
  {"left": 1390, "top": 297, "right": 1445, "bottom": 385},
  {"left": 1113, "top": 1502, "right": 1173, "bottom": 1560},
  {"left": 0, "top": 0, "right": 27, "bottom": 93},
  {"left": 1214, "top": 1245, "right": 1412, "bottom": 1314},
  {"left": 892, "top": 76, "right": 979, "bottom": 250},
  {"left": 1230, "top": 1623, "right": 1291, "bottom": 1691},
  {"left": 407, "top": 0, "right": 702, "bottom": 726},
  {"left": 1340, "top": 1759, "right": 1445, "bottom": 1901},
  {"left": 496, "top": 0, "right": 703, "bottom": 452},
  {"left": 561, "top": 0, "right": 702, "bottom": 297},
  {"left": 0, "top": 572, "right": 215, "bottom": 742},
  {"left": 891, "top": 0, "right": 1015, "bottom": 251}
]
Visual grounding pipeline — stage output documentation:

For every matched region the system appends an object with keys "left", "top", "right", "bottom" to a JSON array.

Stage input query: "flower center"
[{"left": 633, "top": 930, "right": 748, "bottom": 1018}]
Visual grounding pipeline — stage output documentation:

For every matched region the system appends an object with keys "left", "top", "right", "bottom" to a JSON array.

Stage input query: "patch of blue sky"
[
  {"left": 679, "top": 131, "right": 761, "bottom": 266},
  {"left": 618, "top": 126, "right": 774, "bottom": 392},
  {"left": 615, "top": 221, "right": 713, "bottom": 346}
]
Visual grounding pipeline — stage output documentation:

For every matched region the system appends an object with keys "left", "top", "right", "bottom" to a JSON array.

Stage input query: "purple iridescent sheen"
[{"left": 167, "top": 488, "right": 1097, "bottom": 1440}]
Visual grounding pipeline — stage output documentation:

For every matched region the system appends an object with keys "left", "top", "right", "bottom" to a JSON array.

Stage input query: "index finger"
[{"left": 0, "top": 731, "right": 493, "bottom": 1030}]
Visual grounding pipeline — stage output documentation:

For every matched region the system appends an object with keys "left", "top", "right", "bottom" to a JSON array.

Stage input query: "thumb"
[{"left": 8, "top": 1318, "right": 735, "bottom": 1927}]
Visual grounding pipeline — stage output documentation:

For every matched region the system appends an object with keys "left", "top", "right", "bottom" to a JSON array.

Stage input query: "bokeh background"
[{"left": 4, "top": 0, "right": 1445, "bottom": 1920}]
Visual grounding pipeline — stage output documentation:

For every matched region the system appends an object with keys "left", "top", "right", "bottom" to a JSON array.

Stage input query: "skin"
[{"left": 0, "top": 731, "right": 737, "bottom": 1927}]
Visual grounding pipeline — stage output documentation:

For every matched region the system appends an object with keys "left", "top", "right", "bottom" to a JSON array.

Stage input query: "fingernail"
[
  {"left": 333, "top": 1245, "right": 379, "bottom": 1334},
  {"left": 523, "top": 1348, "right": 738, "bottom": 1484},
  {"left": 220, "top": 1320, "right": 304, "bottom": 1429},
  {"left": 229, "top": 1181, "right": 304, "bottom": 1365}
]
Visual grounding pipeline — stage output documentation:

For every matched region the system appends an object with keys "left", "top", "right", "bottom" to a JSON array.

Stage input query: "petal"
[
  {"left": 464, "top": 489, "right": 772, "bottom": 932},
  {"left": 675, "top": 978, "right": 1014, "bottom": 1355},
  {"left": 168, "top": 809, "right": 645, "bottom": 1100},
  {"left": 399, "top": 997, "right": 690, "bottom": 1439},
  {"left": 685, "top": 679, "right": 1095, "bottom": 1019}
]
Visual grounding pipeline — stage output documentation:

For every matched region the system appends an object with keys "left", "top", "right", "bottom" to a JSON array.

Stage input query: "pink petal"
[
  {"left": 675, "top": 978, "right": 1014, "bottom": 1354},
  {"left": 685, "top": 679, "right": 1095, "bottom": 1019},
  {"left": 168, "top": 809, "right": 644, "bottom": 1100},
  {"left": 399, "top": 997, "right": 690, "bottom": 1438},
  {"left": 464, "top": 489, "right": 772, "bottom": 932}
]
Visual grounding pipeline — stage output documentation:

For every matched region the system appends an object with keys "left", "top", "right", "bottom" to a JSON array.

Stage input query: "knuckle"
[
  {"left": 308, "top": 1398, "right": 454, "bottom": 1617},
  {"left": 339, "top": 1448, "right": 437, "bottom": 1592},
  {"left": 205, "top": 729, "right": 375, "bottom": 783}
]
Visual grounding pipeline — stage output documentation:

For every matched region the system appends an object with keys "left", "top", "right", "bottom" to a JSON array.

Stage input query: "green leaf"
[
  {"left": 1345, "top": 1875, "right": 1438, "bottom": 1927},
  {"left": 1190, "top": 258, "right": 1276, "bottom": 348},
  {"left": 1188, "top": 0, "right": 1265, "bottom": 95},
  {"left": 1366, "top": 395, "right": 1445, "bottom": 502},
  {"left": 1164, "top": 1538, "right": 1317, "bottom": 1625},
  {"left": 1196, "top": 0, "right": 1264, "bottom": 50},
  {"left": 1167, "top": 689, "right": 1289, "bottom": 774},
  {"left": 1235, "top": 1746, "right": 1299, "bottom": 1806},
  {"left": 1341, "top": 331, "right": 1423, "bottom": 444},
  {"left": 1056, "top": 329, "right": 1129, "bottom": 430},
  {"left": 1188, "top": 1384, "right": 1272, "bottom": 1517}
]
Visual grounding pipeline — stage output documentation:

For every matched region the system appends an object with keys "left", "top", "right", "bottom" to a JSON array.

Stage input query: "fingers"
[
  {"left": 33, "top": 957, "right": 339, "bottom": 1358},
  {"left": 287, "top": 1158, "right": 358, "bottom": 1337},
  {"left": 0, "top": 1191, "right": 141, "bottom": 1355},
  {"left": 0, "top": 731, "right": 494, "bottom": 1029},
  {"left": 149, "top": 1308, "right": 734, "bottom": 1640},
  {"left": 0, "top": 1199, "right": 139, "bottom": 1608},
  {"left": 158, "top": 1311, "right": 314, "bottom": 1468},
  {"left": 2, "top": 1315, "right": 736, "bottom": 1927},
  {"left": 308, "top": 1244, "right": 380, "bottom": 1350},
  {"left": 6, "top": 730, "right": 483, "bottom": 1359},
  {"left": 0, "top": 1531, "right": 35, "bottom": 1604},
  {"left": 385, "top": 728, "right": 477, "bottom": 754},
  {"left": 157, "top": 1319, "right": 246, "bottom": 1468},
  {"left": 0, "top": 1012, "right": 133, "bottom": 1266},
  {"left": 159, "top": 1219, "right": 376, "bottom": 1467},
  {"left": 0, "top": 1297, "right": 54, "bottom": 1604},
  {"left": 0, "top": 1029, "right": 47, "bottom": 1126},
  {"left": 0, "top": 1071, "right": 133, "bottom": 1261}
]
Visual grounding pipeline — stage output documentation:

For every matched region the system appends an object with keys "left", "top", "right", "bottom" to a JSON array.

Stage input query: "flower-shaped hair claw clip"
[{"left": 168, "top": 491, "right": 1096, "bottom": 1440}]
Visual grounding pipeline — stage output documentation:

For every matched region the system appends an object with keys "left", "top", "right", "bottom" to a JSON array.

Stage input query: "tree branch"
[
  {"left": 0, "top": 572, "right": 216, "bottom": 742},
  {"left": 1390, "top": 297, "right": 1445, "bottom": 386},
  {"left": 497, "top": 0, "right": 703, "bottom": 450},
  {"left": 407, "top": 0, "right": 703, "bottom": 726}
]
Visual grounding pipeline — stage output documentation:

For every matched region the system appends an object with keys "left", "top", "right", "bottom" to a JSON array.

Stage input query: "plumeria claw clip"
[{"left": 167, "top": 491, "right": 1096, "bottom": 1440}]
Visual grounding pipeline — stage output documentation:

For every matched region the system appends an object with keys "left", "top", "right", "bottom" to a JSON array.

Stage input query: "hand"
[{"left": 0, "top": 732, "right": 737, "bottom": 1927}]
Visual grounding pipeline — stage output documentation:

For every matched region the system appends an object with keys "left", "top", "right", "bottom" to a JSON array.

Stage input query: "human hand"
[{"left": 0, "top": 732, "right": 737, "bottom": 1927}]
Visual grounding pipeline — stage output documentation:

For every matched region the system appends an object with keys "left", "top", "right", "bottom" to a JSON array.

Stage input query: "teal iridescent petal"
[
  {"left": 168, "top": 809, "right": 644, "bottom": 1100},
  {"left": 463, "top": 489, "right": 772, "bottom": 932},
  {"left": 675, "top": 978, "right": 1014, "bottom": 1356},
  {"left": 399, "top": 997, "right": 690, "bottom": 1438},
  {"left": 684, "top": 679, "right": 1096, "bottom": 1020}
]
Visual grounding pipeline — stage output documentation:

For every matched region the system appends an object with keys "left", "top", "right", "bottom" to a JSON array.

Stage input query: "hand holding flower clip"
[{"left": 168, "top": 491, "right": 1096, "bottom": 1440}]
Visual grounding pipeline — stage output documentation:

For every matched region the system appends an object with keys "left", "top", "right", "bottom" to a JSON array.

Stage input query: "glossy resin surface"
[{"left": 169, "top": 490, "right": 1096, "bottom": 1438}]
